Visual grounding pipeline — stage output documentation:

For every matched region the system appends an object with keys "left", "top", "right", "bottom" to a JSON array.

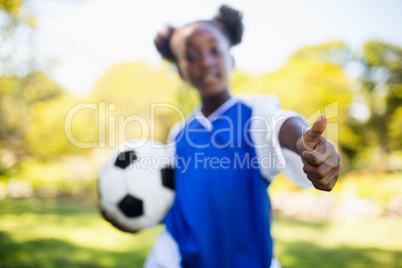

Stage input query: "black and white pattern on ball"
[
  {"left": 161, "top": 166, "right": 175, "bottom": 190},
  {"left": 98, "top": 139, "right": 175, "bottom": 231},
  {"left": 114, "top": 150, "right": 138, "bottom": 169},
  {"left": 118, "top": 194, "right": 144, "bottom": 217}
]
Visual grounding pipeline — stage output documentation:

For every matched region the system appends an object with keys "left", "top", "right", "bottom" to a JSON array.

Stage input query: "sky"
[{"left": 30, "top": 0, "right": 402, "bottom": 95}]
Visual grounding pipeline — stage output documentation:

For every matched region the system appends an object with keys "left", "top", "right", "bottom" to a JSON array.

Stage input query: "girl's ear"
[
  {"left": 176, "top": 64, "right": 187, "bottom": 82},
  {"left": 175, "top": 62, "right": 188, "bottom": 82}
]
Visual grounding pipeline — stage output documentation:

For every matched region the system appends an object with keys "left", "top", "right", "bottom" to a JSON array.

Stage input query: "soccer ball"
[{"left": 98, "top": 139, "right": 175, "bottom": 231}]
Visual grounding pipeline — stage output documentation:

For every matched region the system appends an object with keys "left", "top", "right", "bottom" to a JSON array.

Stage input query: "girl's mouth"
[{"left": 202, "top": 72, "right": 219, "bottom": 84}]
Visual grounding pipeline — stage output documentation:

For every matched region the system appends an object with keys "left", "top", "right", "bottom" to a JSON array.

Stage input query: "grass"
[
  {"left": 0, "top": 198, "right": 401, "bottom": 268},
  {"left": 272, "top": 217, "right": 402, "bottom": 268}
]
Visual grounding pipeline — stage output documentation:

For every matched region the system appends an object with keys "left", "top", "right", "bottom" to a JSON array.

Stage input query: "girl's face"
[{"left": 171, "top": 23, "right": 233, "bottom": 97}]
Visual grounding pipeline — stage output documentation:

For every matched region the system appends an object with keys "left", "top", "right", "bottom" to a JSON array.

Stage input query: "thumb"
[{"left": 302, "top": 114, "right": 327, "bottom": 150}]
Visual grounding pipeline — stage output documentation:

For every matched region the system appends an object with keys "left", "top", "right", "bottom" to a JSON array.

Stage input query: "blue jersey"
[{"left": 163, "top": 95, "right": 311, "bottom": 268}]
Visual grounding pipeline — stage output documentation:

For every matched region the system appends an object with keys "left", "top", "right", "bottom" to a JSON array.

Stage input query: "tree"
[
  {"left": 358, "top": 41, "right": 402, "bottom": 160},
  {"left": 0, "top": 72, "right": 64, "bottom": 174},
  {"left": 91, "top": 60, "right": 185, "bottom": 145},
  {"left": 0, "top": 0, "right": 37, "bottom": 75}
]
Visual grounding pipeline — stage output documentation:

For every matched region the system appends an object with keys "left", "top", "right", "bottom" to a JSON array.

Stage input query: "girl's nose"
[{"left": 200, "top": 51, "right": 214, "bottom": 67}]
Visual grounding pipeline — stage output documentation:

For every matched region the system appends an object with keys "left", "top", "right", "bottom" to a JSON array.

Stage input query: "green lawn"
[{"left": 0, "top": 199, "right": 401, "bottom": 268}]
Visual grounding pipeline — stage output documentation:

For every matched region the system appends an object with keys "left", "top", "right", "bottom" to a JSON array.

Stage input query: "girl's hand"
[
  {"left": 98, "top": 202, "right": 139, "bottom": 233},
  {"left": 296, "top": 115, "right": 341, "bottom": 191}
]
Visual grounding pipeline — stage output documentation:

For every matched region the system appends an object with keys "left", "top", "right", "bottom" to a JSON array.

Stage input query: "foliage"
[
  {"left": 0, "top": 0, "right": 23, "bottom": 18},
  {"left": 357, "top": 41, "right": 402, "bottom": 157},
  {"left": 91, "top": 61, "right": 185, "bottom": 144},
  {"left": 0, "top": 0, "right": 34, "bottom": 24},
  {"left": 0, "top": 72, "right": 64, "bottom": 174},
  {"left": 0, "top": 0, "right": 37, "bottom": 75}
]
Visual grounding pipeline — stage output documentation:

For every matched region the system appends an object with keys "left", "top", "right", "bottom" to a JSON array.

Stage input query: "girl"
[{"left": 101, "top": 5, "right": 340, "bottom": 268}]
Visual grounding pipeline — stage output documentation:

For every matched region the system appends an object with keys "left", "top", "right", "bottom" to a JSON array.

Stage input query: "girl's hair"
[{"left": 154, "top": 5, "right": 244, "bottom": 63}]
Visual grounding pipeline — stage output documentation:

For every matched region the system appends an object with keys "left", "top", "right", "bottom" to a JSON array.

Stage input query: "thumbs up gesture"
[{"left": 296, "top": 115, "right": 341, "bottom": 191}]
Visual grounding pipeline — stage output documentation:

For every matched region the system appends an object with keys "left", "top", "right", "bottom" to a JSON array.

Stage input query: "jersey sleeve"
[
  {"left": 271, "top": 108, "right": 313, "bottom": 189},
  {"left": 238, "top": 94, "right": 313, "bottom": 189}
]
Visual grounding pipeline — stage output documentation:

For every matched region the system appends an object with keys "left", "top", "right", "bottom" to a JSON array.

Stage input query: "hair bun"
[
  {"left": 154, "top": 25, "right": 176, "bottom": 62},
  {"left": 213, "top": 5, "right": 244, "bottom": 46}
]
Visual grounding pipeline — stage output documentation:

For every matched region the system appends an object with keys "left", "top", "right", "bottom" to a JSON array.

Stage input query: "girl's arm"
[{"left": 278, "top": 117, "right": 305, "bottom": 155}]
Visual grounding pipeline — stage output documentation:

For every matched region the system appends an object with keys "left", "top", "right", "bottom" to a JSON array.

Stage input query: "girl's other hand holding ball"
[{"left": 98, "top": 202, "right": 139, "bottom": 233}]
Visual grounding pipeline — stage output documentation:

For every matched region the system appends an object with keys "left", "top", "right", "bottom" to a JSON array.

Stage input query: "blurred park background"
[{"left": 1, "top": 0, "right": 402, "bottom": 267}]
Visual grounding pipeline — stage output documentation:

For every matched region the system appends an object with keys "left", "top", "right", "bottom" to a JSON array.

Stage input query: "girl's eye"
[
  {"left": 211, "top": 46, "right": 221, "bottom": 55},
  {"left": 186, "top": 52, "right": 198, "bottom": 62}
]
